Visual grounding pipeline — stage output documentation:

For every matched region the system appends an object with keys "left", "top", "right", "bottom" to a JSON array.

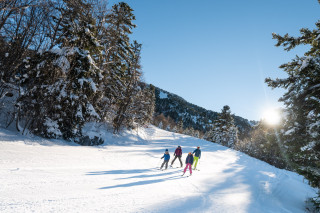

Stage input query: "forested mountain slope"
[{"left": 154, "top": 87, "right": 253, "bottom": 139}]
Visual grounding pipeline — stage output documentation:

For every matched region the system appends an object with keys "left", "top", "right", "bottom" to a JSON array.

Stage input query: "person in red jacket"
[
  {"left": 171, "top": 145, "right": 183, "bottom": 167},
  {"left": 182, "top": 152, "right": 194, "bottom": 176}
]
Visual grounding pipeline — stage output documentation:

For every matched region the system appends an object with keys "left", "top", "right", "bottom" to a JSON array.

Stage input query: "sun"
[{"left": 262, "top": 108, "right": 281, "bottom": 125}]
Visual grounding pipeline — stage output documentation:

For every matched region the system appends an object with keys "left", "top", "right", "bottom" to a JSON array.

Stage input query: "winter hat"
[
  {"left": 165, "top": 149, "right": 168, "bottom": 152},
  {"left": 178, "top": 145, "right": 181, "bottom": 148},
  {"left": 197, "top": 146, "right": 200, "bottom": 149},
  {"left": 188, "top": 152, "right": 192, "bottom": 154}
]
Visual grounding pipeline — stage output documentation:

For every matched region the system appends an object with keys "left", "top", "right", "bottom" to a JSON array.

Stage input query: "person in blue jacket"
[
  {"left": 160, "top": 149, "right": 170, "bottom": 170},
  {"left": 192, "top": 146, "right": 201, "bottom": 170}
]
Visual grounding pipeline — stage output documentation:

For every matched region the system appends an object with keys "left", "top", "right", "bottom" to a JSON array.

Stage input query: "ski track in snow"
[{"left": 0, "top": 126, "right": 317, "bottom": 213}]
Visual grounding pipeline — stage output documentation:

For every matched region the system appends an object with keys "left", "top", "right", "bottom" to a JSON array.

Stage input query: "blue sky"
[{"left": 110, "top": 0, "right": 320, "bottom": 121}]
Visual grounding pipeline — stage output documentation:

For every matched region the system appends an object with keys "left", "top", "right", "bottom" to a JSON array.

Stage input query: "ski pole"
[{"left": 157, "top": 158, "right": 162, "bottom": 167}]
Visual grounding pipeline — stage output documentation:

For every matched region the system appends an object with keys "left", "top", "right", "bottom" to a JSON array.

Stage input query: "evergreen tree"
[
  {"left": 158, "top": 121, "right": 163, "bottom": 129},
  {"left": 129, "top": 83, "right": 155, "bottom": 127},
  {"left": 143, "top": 84, "right": 156, "bottom": 125},
  {"left": 203, "top": 127, "right": 213, "bottom": 141},
  {"left": 171, "top": 125, "right": 177, "bottom": 133},
  {"left": 266, "top": 15, "right": 320, "bottom": 207},
  {"left": 209, "top": 105, "right": 238, "bottom": 148},
  {"left": 102, "top": 2, "right": 137, "bottom": 132},
  {"left": 17, "top": 0, "right": 103, "bottom": 140},
  {"left": 112, "top": 40, "right": 142, "bottom": 132},
  {"left": 194, "top": 130, "right": 200, "bottom": 138},
  {"left": 235, "top": 120, "right": 288, "bottom": 169},
  {"left": 177, "top": 119, "right": 184, "bottom": 133}
]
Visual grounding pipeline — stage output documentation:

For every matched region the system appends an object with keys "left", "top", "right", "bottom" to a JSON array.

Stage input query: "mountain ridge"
[{"left": 154, "top": 86, "right": 254, "bottom": 139}]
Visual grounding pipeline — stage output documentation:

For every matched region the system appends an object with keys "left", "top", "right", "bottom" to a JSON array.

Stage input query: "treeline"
[{"left": 0, "top": 0, "right": 155, "bottom": 144}]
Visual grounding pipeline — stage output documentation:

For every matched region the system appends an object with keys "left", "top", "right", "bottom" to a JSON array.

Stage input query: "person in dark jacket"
[
  {"left": 182, "top": 152, "right": 194, "bottom": 176},
  {"left": 192, "top": 146, "right": 201, "bottom": 170},
  {"left": 171, "top": 145, "right": 183, "bottom": 167},
  {"left": 160, "top": 149, "right": 170, "bottom": 170}
]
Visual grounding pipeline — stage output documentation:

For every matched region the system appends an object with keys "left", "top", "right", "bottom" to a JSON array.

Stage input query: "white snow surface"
[{"left": 0, "top": 126, "right": 317, "bottom": 213}]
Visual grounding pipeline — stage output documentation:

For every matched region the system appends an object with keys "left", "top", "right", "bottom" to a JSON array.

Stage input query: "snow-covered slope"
[{"left": 0, "top": 126, "right": 317, "bottom": 213}]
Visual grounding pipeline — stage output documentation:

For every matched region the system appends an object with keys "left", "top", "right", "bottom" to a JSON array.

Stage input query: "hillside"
[
  {"left": 0, "top": 126, "right": 316, "bottom": 212},
  {"left": 154, "top": 87, "right": 253, "bottom": 138}
]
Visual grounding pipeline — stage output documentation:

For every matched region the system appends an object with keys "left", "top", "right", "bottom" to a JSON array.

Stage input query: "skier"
[
  {"left": 160, "top": 149, "right": 170, "bottom": 170},
  {"left": 171, "top": 145, "right": 183, "bottom": 167},
  {"left": 182, "top": 152, "right": 194, "bottom": 176},
  {"left": 192, "top": 146, "right": 201, "bottom": 170}
]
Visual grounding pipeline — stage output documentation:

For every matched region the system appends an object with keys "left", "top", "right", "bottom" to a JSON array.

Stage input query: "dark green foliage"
[
  {"left": 112, "top": 40, "right": 142, "bottom": 133},
  {"left": 104, "top": 2, "right": 136, "bottom": 102},
  {"left": 266, "top": 15, "right": 320, "bottom": 208},
  {"left": 267, "top": 29, "right": 320, "bottom": 188}
]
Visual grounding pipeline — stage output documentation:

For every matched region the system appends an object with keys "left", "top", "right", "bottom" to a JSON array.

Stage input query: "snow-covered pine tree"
[
  {"left": 266, "top": 17, "right": 320, "bottom": 207},
  {"left": 142, "top": 84, "right": 155, "bottom": 125},
  {"left": 202, "top": 128, "right": 212, "bottom": 141},
  {"left": 125, "top": 82, "right": 155, "bottom": 128},
  {"left": 143, "top": 84, "right": 156, "bottom": 125},
  {"left": 177, "top": 119, "right": 184, "bottom": 133},
  {"left": 17, "top": 0, "right": 103, "bottom": 140},
  {"left": 209, "top": 105, "right": 238, "bottom": 148},
  {"left": 158, "top": 121, "right": 163, "bottom": 129},
  {"left": 228, "top": 126, "right": 238, "bottom": 148},
  {"left": 113, "top": 40, "right": 142, "bottom": 132},
  {"left": 101, "top": 2, "right": 137, "bottom": 132},
  {"left": 189, "top": 127, "right": 196, "bottom": 137},
  {"left": 56, "top": 0, "right": 103, "bottom": 139},
  {"left": 194, "top": 130, "right": 200, "bottom": 138},
  {"left": 171, "top": 125, "right": 178, "bottom": 133},
  {"left": 183, "top": 127, "right": 190, "bottom": 136},
  {"left": 236, "top": 120, "right": 288, "bottom": 169},
  {"left": 16, "top": 52, "right": 66, "bottom": 138}
]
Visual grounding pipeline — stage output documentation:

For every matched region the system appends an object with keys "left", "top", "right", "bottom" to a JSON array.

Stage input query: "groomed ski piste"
[{"left": 0, "top": 125, "right": 317, "bottom": 213}]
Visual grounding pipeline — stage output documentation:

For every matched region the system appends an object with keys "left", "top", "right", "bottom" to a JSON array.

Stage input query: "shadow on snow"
[
  {"left": 99, "top": 175, "right": 183, "bottom": 190},
  {"left": 87, "top": 168, "right": 184, "bottom": 190}
]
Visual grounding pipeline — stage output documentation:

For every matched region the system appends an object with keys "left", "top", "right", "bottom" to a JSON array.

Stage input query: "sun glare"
[{"left": 262, "top": 109, "right": 281, "bottom": 125}]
